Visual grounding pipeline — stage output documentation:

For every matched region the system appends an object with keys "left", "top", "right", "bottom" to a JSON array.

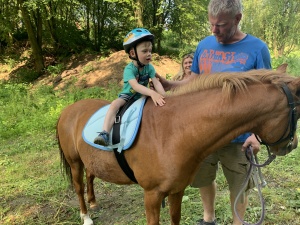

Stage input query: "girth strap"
[{"left": 112, "top": 95, "right": 139, "bottom": 183}]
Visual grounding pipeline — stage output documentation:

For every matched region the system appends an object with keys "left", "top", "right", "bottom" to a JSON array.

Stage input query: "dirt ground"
[{"left": 0, "top": 50, "right": 180, "bottom": 89}]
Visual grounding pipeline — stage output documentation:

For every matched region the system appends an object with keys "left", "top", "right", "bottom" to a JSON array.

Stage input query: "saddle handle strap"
[{"left": 112, "top": 94, "right": 139, "bottom": 183}]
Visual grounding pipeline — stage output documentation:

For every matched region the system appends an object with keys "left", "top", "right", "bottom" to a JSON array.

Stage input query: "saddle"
[
  {"left": 82, "top": 96, "right": 147, "bottom": 151},
  {"left": 82, "top": 96, "right": 148, "bottom": 183}
]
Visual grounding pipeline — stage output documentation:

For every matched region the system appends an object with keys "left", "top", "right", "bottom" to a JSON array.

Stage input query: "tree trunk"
[
  {"left": 44, "top": 1, "right": 59, "bottom": 50},
  {"left": 86, "top": 0, "right": 91, "bottom": 42},
  {"left": 135, "top": 0, "right": 143, "bottom": 27},
  {"left": 34, "top": 9, "right": 43, "bottom": 48},
  {"left": 18, "top": 0, "right": 44, "bottom": 73}
]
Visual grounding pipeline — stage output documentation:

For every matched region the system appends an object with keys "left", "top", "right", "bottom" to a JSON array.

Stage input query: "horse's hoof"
[{"left": 90, "top": 203, "right": 99, "bottom": 211}]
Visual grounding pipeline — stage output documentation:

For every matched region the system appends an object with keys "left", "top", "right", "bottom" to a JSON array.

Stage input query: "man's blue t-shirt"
[{"left": 191, "top": 34, "right": 271, "bottom": 143}]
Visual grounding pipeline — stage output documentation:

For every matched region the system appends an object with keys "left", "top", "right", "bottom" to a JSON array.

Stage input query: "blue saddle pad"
[{"left": 82, "top": 96, "right": 147, "bottom": 152}]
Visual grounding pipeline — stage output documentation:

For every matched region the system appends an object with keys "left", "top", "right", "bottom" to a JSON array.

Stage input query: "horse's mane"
[{"left": 168, "top": 69, "right": 295, "bottom": 100}]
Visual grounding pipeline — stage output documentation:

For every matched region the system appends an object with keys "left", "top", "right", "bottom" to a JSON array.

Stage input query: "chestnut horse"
[{"left": 58, "top": 68, "right": 300, "bottom": 225}]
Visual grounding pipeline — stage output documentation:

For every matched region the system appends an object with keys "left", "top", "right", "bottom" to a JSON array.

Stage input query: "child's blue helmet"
[{"left": 123, "top": 28, "right": 154, "bottom": 53}]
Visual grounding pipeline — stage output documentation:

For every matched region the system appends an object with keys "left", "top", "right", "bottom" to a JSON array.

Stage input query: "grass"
[{"left": 1, "top": 79, "right": 300, "bottom": 225}]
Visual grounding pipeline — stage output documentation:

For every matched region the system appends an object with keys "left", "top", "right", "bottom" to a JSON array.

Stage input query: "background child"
[{"left": 94, "top": 28, "right": 166, "bottom": 146}]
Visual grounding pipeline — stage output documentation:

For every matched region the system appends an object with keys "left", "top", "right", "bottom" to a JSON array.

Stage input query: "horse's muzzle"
[{"left": 274, "top": 136, "right": 298, "bottom": 156}]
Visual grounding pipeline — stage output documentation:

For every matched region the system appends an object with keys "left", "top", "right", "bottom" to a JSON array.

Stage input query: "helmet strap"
[{"left": 129, "top": 47, "right": 145, "bottom": 68}]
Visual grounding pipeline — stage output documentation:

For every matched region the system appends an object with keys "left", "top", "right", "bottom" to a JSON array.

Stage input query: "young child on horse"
[{"left": 94, "top": 28, "right": 166, "bottom": 146}]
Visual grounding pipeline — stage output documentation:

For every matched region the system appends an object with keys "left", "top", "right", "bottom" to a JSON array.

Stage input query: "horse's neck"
[{"left": 165, "top": 85, "right": 282, "bottom": 153}]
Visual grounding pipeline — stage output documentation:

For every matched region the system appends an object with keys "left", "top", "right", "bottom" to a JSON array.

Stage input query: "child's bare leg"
[
  {"left": 102, "top": 98, "right": 126, "bottom": 132},
  {"left": 94, "top": 98, "right": 126, "bottom": 145}
]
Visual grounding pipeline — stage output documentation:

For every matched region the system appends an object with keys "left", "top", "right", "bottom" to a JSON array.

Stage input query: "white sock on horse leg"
[{"left": 80, "top": 212, "right": 94, "bottom": 225}]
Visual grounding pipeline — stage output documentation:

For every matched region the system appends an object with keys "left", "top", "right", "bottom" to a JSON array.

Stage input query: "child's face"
[{"left": 130, "top": 41, "right": 152, "bottom": 65}]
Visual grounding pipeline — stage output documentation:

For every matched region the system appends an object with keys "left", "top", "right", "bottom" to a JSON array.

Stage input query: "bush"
[
  {"left": 272, "top": 54, "right": 300, "bottom": 76},
  {"left": 13, "top": 67, "right": 40, "bottom": 83},
  {"left": 46, "top": 64, "right": 65, "bottom": 76}
]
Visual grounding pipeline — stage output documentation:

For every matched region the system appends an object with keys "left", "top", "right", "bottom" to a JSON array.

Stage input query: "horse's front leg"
[
  {"left": 168, "top": 190, "right": 184, "bottom": 225},
  {"left": 144, "top": 190, "right": 165, "bottom": 225},
  {"left": 86, "top": 169, "right": 98, "bottom": 210}
]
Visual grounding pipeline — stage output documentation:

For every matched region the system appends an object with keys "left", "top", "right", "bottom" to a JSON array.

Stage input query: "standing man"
[{"left": 157, "top": 0, "right": 271, "bottom": 224}]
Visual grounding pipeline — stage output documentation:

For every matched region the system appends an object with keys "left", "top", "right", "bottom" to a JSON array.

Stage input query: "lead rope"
[{"left": 234, "top": 146, "right": 276, "bottom": 225}]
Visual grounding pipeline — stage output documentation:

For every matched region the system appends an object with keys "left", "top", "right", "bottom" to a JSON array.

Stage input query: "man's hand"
[{"left": 242, "top": 134, "right": 260, "bottom": 154}]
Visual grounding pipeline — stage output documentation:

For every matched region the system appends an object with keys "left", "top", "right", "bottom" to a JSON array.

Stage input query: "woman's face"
[{"left": 183, "top": 56, "right": 193, "bottom": 75}]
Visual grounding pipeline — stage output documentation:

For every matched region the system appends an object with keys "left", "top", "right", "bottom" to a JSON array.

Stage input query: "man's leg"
[
  {"left": 200, "top": 181, "right": 217, "bottom": 223},
  {"left": 230, "top": 192, "right": 248, "bottom": 225},
  {"left": 190, "top": 153, "right": 218, "bottom": 224},
  {"left": 219, "top": 143, "right": 254, "bottom": 225}
]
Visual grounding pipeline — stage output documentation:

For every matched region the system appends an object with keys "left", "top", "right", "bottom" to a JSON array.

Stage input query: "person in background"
[
  {"left": 156, "top": 0, "right": 271, "bottom": 224},
  {"left": 172, "top": 53, "right": 194, "bottom": 81},
  {"left": 94, "top": 28, "right": 166, "bottom": 146},
  {"left": 150, "top": 53, "right": 193, "bottom": 88}
]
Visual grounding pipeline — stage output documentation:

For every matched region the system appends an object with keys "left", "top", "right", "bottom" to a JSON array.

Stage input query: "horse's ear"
[{"left": 276, "top": 63, "right": 288, "bottom": 73}]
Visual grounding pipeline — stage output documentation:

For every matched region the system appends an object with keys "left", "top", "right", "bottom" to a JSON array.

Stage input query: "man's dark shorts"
[{"left": 191, "top": 143, "right": 254, "bottom": 199}]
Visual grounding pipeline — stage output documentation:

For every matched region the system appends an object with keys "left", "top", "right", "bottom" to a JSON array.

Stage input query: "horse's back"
[{"left": 60, "top": 99, "right": 109, "bottom": 120}]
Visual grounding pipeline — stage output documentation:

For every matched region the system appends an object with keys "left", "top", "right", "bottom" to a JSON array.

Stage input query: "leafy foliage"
[
  {"left": 272, "top": 53, "right": 300, "bottom": 76},
  {"left": 242, "top": 0, "right": 300, "bottom": 57},
  {"left": 0, "top": 80, "right": 119, "bottom": 140},
  {"left": 1, "top": 0, "right": 299, "bottom": 75}
]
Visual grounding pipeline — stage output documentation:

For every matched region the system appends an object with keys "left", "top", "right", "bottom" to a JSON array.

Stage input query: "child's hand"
[{"left": 151, "top": 91, "right": 165, "bottom": 106}]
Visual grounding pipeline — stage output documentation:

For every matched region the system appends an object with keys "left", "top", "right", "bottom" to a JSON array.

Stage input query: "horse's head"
[
  {"left": 268, "top": 134, "right": 298, "bottom": 156},
  {"left": 257, "top": 78, "right": 300, "bottom": 156}
]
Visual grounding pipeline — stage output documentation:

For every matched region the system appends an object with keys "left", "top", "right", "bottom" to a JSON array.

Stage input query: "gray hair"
[{"left": 208, "top": 0, "right": 242, "bottom": 18}]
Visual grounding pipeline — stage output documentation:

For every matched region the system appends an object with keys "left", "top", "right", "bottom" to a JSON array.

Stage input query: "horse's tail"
[{"left": 57, "top": 115, "right": 73, "bottom": 186}]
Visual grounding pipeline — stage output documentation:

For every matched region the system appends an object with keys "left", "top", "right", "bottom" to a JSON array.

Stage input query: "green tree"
[
  {"left": 169, "top": 0, "right": 210, "bottom": 48},
  {"left": 0, "top": 0, "right": 20, "bottom": 46},
  {"left": 1, "top": 0, "right": 299, "bottom": 77},
  {"left": 242, "top": 0, "right": 300, "bottom": 57}
]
